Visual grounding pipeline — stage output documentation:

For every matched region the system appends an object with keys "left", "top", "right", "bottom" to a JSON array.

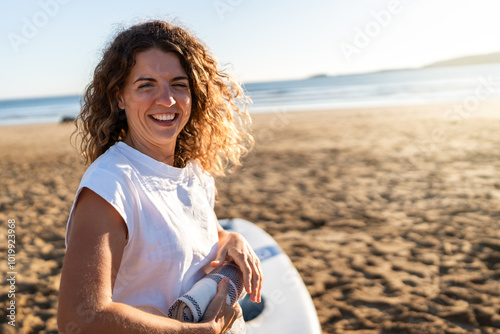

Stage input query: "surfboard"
[{"left": 219, "top": 218, "right": 322, "bottom": 334}]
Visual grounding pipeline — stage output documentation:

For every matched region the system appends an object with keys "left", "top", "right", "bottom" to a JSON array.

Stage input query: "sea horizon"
[{"left": 2, "top": 62, "right": 500, "bottom": 126}]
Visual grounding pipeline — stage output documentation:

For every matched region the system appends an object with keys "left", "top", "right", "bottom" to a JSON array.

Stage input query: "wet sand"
[{"left": 1, "top": 103, "right": 500, "bottom": 333}]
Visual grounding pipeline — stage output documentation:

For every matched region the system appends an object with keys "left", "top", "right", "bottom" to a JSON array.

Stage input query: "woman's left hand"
[{"left": 211, "top": 231, "right": 263, "bottom": 303}]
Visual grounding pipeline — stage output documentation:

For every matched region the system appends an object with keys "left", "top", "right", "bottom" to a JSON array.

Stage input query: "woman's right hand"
[{"left": 202, "top": 278, "right": 243, "bottom": 333}]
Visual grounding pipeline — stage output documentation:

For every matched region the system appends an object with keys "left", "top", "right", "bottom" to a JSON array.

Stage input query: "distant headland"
[
  {"left": 423, "top": 51, "right": 500, "bottom": 68},
  {"left": 306, "top": 51, "right": 500, "bottom": 80}
]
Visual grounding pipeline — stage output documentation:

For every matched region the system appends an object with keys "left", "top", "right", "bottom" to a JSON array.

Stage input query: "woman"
[{"left": 58, "top": 20, "right": 262, "bottom": 333}]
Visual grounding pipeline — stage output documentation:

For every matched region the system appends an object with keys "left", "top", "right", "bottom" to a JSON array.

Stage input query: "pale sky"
[{"left": 1, "top": 0, "right": 500, "bottom": 100}]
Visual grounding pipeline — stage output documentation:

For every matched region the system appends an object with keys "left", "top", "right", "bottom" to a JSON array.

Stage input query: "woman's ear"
[{"left": 117, "top": 94, "right": 125, "bottom": 110}]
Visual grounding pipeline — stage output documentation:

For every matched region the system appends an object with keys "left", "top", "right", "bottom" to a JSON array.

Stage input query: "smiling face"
[{"left": 118, "top": 48, "right": 192, "bottom": 164}]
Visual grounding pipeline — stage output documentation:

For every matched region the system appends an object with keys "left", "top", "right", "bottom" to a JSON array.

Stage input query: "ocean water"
[
  {"left": 244, "top": 63, "right": 500, "bottom": 112},
  {"left": 0, "top": 95, "right": 81, "bottom": 126},
  {"left": 1, "top": 63, "right": 500, "bottom": 126}
]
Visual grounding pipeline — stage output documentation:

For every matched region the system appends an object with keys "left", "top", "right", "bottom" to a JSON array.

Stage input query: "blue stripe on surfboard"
[
  {"left": 254, "top": 245, "right": 282, "bottom": 262},
  {"left": 220, "top": 219, "right": 282, "bottom": 261}
]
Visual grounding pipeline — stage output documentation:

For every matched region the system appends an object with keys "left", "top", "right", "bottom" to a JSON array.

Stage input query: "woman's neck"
[{"left": 123, "top": 136, "right": 176, "bottom": 166}]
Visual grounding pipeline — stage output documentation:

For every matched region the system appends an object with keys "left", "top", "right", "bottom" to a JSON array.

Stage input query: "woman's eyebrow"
[
  {"left": 134, "top": 77, "right": 156, "bottom": 84},
  {"left": 133, "top": 76, "right": 188, "bottom": 83},
  {"left": 172, "top": 76, "right": 189, "bottom": 82}
]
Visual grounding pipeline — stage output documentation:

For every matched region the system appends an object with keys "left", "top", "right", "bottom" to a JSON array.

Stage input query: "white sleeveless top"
[{"left": 66, "top": 142, "right": 219, "bottom": 315}]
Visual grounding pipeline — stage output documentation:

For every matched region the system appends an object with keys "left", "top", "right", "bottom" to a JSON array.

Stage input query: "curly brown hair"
[{"left": 74, "top": 20, "right": 253, "bottom": 176}]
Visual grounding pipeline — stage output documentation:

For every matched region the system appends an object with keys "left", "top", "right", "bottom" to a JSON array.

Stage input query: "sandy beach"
[{"left": 1, "top": 103, "right": 500, "bottom": 333}]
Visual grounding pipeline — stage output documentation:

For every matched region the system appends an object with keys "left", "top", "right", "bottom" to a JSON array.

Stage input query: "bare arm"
[{"left": 58, "top": 188, "right": 239, "bottom": 334}]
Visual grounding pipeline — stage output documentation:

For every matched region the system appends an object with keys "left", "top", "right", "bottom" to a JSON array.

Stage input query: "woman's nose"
[{"left": 156, "top": 85, "right": 175, "bottom": 107}]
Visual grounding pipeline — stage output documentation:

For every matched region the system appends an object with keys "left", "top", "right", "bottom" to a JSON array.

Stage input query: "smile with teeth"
[{"left": 150, "top": 113, "right": 177, "bottom": 122}]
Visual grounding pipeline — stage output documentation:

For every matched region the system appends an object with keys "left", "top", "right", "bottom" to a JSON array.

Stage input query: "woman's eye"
[
  {"left": 138, "top": 83, "right": 153, "bottom": 89},
  {"left": 173, "top": 83, "right": 188, "bottom": 88}
]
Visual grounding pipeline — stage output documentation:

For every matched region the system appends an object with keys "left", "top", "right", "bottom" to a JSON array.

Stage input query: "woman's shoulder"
[
  {"left": 83, "top": 144, "right": 134, "bottom": 180},
  {"left": 187, "top": 160, "right": 213, "bottom": 181},
  {"left": 185, "top": 161, "right": 215, "bottom": 197}
]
